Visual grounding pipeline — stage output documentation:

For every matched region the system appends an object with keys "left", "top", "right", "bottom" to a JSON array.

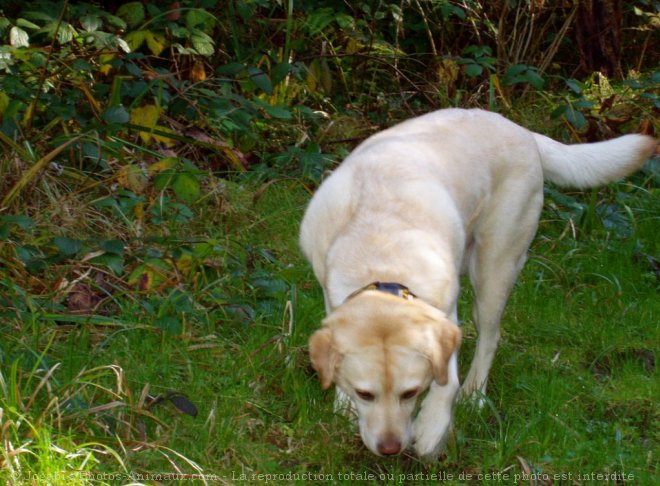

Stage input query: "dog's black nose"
[{"left": 377, "top": 438, "right": 402, "bottom": 456}]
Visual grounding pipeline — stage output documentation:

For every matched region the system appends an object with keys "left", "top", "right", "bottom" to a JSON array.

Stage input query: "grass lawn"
[{"left": 1, "top": 170, "right": 657, "bottom": 484}]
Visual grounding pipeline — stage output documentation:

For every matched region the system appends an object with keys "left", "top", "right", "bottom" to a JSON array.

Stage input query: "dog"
[{"left": 300, "top": 108, "right": 655, "bottom": 458}]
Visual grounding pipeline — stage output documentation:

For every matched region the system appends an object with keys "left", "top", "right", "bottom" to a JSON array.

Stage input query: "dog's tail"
[{"left": 534, "top": 132, "right": 656, "bottom": 188}]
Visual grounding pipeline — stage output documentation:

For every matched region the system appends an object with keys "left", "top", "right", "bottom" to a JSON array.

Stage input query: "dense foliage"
[{"left": 1, "top": 0, "right": 657, "bottom": 296}]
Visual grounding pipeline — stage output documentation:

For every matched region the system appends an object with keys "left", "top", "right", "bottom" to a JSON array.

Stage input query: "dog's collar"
[{"left": 345, "top": 282, "right": 417, "bottom": 302}]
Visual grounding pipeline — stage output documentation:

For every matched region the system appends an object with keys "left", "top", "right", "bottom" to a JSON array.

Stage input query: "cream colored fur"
[{"left": 300, "top": 108, "right": 656, "bottom": 458}]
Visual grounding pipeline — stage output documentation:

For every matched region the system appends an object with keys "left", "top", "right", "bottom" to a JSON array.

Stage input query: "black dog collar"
[{"left": 345, "top": 282, "right": 417, "bottom": 303}]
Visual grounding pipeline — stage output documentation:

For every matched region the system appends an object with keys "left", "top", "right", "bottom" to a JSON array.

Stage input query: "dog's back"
[{"left": 301, "top": 109, "right": 655, "bottom": 268}]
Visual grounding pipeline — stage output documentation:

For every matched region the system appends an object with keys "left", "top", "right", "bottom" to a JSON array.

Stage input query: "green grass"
[{"left": 1, "top": 174, "right": 657, "bottom": 485}]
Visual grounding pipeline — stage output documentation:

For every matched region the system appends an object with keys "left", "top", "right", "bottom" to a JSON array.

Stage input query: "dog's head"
[{"left": 309, "top": 290, "right": 461, "bottom": 456}]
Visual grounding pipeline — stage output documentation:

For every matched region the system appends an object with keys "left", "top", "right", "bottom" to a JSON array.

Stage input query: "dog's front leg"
[{"left": 413, "top": 352, "right": 460, "bottom": 458}]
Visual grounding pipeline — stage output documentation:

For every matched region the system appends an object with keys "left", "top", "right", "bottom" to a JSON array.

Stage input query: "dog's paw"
[
  {"left": 458, "top": 386, "right": 488, "bottom": 409},
  {"left": 333, "top": 388, "right": 357, "bottom": 422},
  {"left": 413, "top": 413, "right": 450, "bottom": 459},
  {"left": 413, "top": 423, "right": 446, "bottom": 459}
]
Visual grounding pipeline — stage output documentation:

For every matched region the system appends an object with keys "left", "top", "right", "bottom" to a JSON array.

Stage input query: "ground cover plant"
[{"left": 1, "top": 1, "right": 658, "bottom": 484}]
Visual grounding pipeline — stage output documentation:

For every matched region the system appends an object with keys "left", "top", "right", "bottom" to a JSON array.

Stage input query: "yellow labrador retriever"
[{"left": 300, "top": 108, "right": 655, "bottom": 458}]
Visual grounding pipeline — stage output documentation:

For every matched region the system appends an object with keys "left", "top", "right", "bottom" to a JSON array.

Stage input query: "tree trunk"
[{"left": 574, "top": 0, "right": 623, "bottom": 77}]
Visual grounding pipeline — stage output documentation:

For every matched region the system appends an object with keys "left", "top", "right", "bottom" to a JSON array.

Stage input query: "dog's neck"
[{"left": 325, "top": 228, "right": 459, "bottom": 313}]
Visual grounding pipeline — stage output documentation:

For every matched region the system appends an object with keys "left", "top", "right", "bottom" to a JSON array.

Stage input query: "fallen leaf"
[{"left": 191, "top": 59, "right": 206, "bottom": 82}]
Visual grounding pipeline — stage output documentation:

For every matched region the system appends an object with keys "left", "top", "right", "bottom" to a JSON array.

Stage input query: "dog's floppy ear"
[
  {"left": 309, "top": 328, "right": 337, "bottom": 389},
  {"left": 429, "top": 319, "right": 461, "bottom": 385}
]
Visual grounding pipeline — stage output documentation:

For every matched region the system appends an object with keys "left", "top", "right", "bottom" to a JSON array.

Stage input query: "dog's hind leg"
[{"left": 461, "top": 186, "right": 543, "bottom": 399}]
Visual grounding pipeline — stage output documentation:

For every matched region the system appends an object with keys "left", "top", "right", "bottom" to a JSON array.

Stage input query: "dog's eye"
[
  {"left": 400, "top": 388, "right": 418, "bottom": 400},
  {"left": 355, "top": 390, "right": 375, "bottom": 401}
]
